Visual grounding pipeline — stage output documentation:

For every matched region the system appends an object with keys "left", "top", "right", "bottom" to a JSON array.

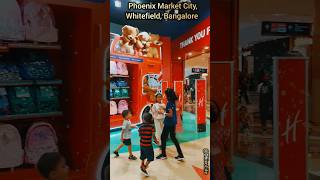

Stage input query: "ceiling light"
[
  {"left": 188, "top": 52, "right": 192, "bottom": 56},
  {"left": 178, "top": 57, "right": 182, "bottom": 60},
  {"left": 115, "top": 0, "right": 121, "bottom": 8}
]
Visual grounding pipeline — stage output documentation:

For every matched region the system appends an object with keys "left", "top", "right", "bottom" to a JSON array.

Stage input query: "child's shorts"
[
  {"left": 123, "top": 139, "right": 131, "bottom": 146},
  {"left": 140, "top": 146, "right": 154, "bottom": 161}
]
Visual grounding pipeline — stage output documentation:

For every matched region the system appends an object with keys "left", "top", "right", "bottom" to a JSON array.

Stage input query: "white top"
[
  {"left": 151, "top": 103, "right": 165, "bottom": 120},
  {"left": 122, "top": 120, "right": 131, "bottom": 139}
]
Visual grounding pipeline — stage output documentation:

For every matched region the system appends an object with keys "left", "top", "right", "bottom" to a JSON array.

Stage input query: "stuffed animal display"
[{"left": 115, "top": 25, "right": 163, "bottom": 58}]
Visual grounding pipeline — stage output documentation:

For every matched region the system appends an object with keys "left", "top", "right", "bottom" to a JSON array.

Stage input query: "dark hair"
[
  {"left": 122, "top": 110, "right": 131, "bottom": 118},
  {"left": 37, "top": 152, "right": 63, "bottom": 178},
  {"left": 211, "top": 101, "right": 220, "bottom": 123},
  {"left": 165, "top": 88, "right": 178, "bottom": 102},
  {"left": 142, "top": 113, "right": 153, "bottom": 124}
]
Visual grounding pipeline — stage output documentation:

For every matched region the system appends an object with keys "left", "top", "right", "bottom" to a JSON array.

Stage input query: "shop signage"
[
  {"left": 261, "top": 21, "right": 312, "bottom": 36},
  {"left": 179, "top": 26, "right": 210, "bottom": 49},
  {"left": 192, "top": 68, "right": 207, "bottom": 73},
  {"left": 195, "top": 79, "right": 206, "bottom": 132},
  {"left": 274, "top": 57, "right": 308, "bottom": 180},
  {"left": 110, "top": 55, "right": 143, "bottom": 62}
]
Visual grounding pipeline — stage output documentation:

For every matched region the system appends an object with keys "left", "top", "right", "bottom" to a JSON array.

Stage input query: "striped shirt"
[{"left": 139, "top": 123, "right": 155, "bottom": 147}]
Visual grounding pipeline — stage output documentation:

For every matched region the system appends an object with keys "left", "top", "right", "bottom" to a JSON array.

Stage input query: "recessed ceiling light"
[
  {"left": 178, "top": 57, "right": 182, "bottom": 60},
  {"left": 115, "top": 0, "right": 121, "bottom": 8}
]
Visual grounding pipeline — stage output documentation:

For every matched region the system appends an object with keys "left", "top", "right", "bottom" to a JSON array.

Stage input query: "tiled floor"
[{"left": 110, "top": 137, "right": 210, "bottom": 180}]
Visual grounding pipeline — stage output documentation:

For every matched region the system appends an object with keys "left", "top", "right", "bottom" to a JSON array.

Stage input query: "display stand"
[
  {"left": 273, "top": 57, "right": 309, "bottom": 180},
  {"left": 109, "top": 36, "right": 164, "bottom": 129}
]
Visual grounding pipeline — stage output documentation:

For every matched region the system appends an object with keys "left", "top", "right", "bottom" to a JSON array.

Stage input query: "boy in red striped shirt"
[{"left": 139, "top": 113, "right": 158, "bottom": 176}]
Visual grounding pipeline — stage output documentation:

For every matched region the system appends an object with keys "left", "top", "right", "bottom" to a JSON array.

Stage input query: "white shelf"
[
  {"left": 110, "top": 75, "right": 129, "bottom": 78},
  {"left": 7, "top": 42, "right": 61, "bottom": 50},
  {"left": 110, "top": 97, "right": 130, "bottom": 100},
  {"left": 0, "top": 111, "right": 63, "bottom": 121},
  {"left": 110, "top": 87, "right": 130, "bottom": 89},
  {"left": 0, "top": 80, "right": 63, "bottom": 86}
]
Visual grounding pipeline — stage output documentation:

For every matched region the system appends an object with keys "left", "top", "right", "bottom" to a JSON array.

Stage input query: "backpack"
[
  {"left": 113, "top": 89, "right": 121, "bottom": 98},
  {"left": 121, "top": 88, "right": 129, "bottom": 97},
  {"left": 0, "top": 88, "right": 10, "bottom": 115},
  {"left": 116, "top": 80, "right": 128, "bottom": 87},
  {"left": 18, "top": 52, "right": 55, "bottom": 80},
  {"left": 0, "top": 0, "right": 25, "bottom": 41},
  {"left": 35, "top": 86, "right": 59, "bottom": 113},
  {"left": 110, "top": 89, "right": 114, "bottom": 98},
  {"left": 117, "top": 62, "right": 128, "bottom": 75},
  {"left": 110, "top": 81, "right": 117, "bottom": 88},
  {"left": 118, "top": 100, "right": 128, "bottom": 114},
  {"left": 7, "top": 86, "right": 37, "bottom": 114},
  {"left": 22, "top": 1, "right": 58, "bottom": 42},
  {"left": 25, "top": 122, "right": 58, "bottom": 165},
  {"left": 110, "top": 101, "right": 117, "bottom": 115},
  {"left": 0, "top": 124, "right": 24, "bottom": 169},
  {"left": 110, "top": 61, "right": 117, "bottom": 75}
]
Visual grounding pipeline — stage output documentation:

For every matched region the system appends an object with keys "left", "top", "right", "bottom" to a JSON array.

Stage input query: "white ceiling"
[{"left": 239, "top": 0, "right": 314, "bottom": 47}]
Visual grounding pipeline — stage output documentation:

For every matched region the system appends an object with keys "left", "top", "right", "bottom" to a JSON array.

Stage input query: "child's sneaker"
[
  {"left": 175, "top": 155, "right": 184, "bottom": 161},
  {"left": 156, "top": 154, "right": 167, "bottom": 160},
  {"left": 128, "top": 155, "right": 137, "bottom": 160},
  {"left": 113, "top": 151, "right": 119, "bottom": 157},
  {"left": 140, "top": 166, "right": 149, "bottom": 176}
]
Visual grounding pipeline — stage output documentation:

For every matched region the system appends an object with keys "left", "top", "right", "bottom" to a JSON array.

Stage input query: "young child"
[
  {"left": 37, "top": 152, "right": 69, "bottom": 180},
  {"left": 139, "top": 113, "right": 158, "bottom": 176},
  {"left": 113, "top": 110, "right": 137, "bottom": 160},
  {"left": 151, "top": 93, "right": 166, "bottom": 146}
]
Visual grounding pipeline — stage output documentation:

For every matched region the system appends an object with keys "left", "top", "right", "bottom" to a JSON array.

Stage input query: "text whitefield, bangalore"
[{"left": 125, "top": 2, "right": 199, "bottom": 21}]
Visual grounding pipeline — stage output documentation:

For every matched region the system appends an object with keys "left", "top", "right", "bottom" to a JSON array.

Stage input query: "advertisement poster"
[
  {"left": 196, "top": 79, "right": 207, "bottom": 132},
  {"left": 274, "top": 58, "right": 308, "bottom": 180}
]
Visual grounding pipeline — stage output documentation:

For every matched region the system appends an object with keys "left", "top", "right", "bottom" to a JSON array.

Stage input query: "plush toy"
[
  {"left": 146, "top": 34, "right": 163, "bottom": 58},
  {"left": 118, "top": 25, "right": 139, "bottom": 55},
  {"left": 135, "top": 32, "right": 151, "bottom": 56},
  {"left": 142, "top": 75, "right": 157, "bottom": 102}
]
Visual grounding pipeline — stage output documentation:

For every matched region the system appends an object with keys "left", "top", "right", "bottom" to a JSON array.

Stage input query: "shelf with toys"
[{"left": 109, "top": 25, "right": 166, "bottom": 129}]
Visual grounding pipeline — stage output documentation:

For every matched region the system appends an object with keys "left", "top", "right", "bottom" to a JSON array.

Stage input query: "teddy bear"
[
  {"left": 118, "top": 25, "right": 139, "bottom": 55},
  {"left": 146, "top": 34, "right": 163, "bottom": 58},
  {"left": 135, "top": 32, "right": 151, "bottom": 56}
]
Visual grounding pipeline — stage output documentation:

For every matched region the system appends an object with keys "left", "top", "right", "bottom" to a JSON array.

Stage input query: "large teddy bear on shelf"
[
  {"left": 146, "top": 34, "right": 163, "bottom": 58},
  {"left": 135, "top": 32, "right": 151, "bottom": 57},
  {"left": 118, "top": 25, "right": 139, "bottom": 55}
]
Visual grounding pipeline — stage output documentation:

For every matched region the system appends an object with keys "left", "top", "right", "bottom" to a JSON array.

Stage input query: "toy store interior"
[{"left": 108, "top": 0, "right": 211, "bottom": 178}]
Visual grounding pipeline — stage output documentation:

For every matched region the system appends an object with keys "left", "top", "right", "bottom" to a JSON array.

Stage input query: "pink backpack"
[
  {"left": 0, "top": 124, "right": 24, "bottom": 169},
  {"left": 110, "top": 61, "right": 117, "bottom": 75},
  {"left": 117, "top": 62, "right": 128, "bottom": 75},
  {"left": 22, "top": 0, "right": 58, "bottom": 42},
  {"left": 0, "top": 0, "right": 25, "bottom": 41},
  {"left": 24, "top": 122, "right": 58, "bottom": 165},
  {"left": 110, "top": 101, "right": 118, "bottom": 115},
  {"left": 118, "top": 100, "right": 128, "bottom": 114}
]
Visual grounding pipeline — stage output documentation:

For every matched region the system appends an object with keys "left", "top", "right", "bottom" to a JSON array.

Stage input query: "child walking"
[
  {"left": 139, "top": 113, "right": 158, "bottom": 176},
  {"left": 151, "top": 93, "right": 166, "bottom": 146},
  {"left": 113, "top": 110, "right": 137, "bottom": 160}
]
